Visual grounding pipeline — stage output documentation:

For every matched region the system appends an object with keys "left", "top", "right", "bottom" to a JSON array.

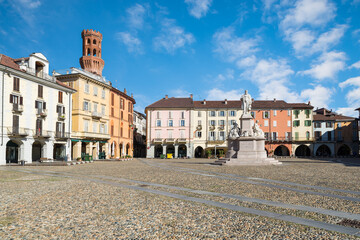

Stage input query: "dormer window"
[{"left": 35, "top": 62, "right": 44, "bottom": 78}]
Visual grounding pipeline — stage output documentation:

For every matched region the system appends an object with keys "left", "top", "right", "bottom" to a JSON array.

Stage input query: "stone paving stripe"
[{"left": 139, "top": 159, "right": 360, "bottom": 202}]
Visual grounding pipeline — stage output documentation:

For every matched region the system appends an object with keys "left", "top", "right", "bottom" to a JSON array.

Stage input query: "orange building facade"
[
  {"left": 109, "top": 87, "right": 135, "bottom": 158},
  {"left": 252, "top": 100, "right": 293, "bottom": 156}
]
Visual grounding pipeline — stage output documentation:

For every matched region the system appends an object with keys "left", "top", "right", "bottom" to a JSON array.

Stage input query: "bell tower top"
[{"left": 79, "top": 29, "right": 105, "bottom": 76}]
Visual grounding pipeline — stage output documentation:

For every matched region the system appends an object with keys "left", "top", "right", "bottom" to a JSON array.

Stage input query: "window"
[
  {"left": 198, "top": 111, "right": 201, "bottom": 117},
  {"left": 337, "top": 123, "right": 341, "bottom": 129},
  {"left": 84, "top": 120, "right": 89, "bottom": 132},
  {"left": 35, "top": 100, "right": 46, "bottom": 110},
  {"left": 210, "top": 111, "right": 215, "bottom": 117},
  {"left": 315, "top": 131, "right": 321, "bottom": 140},
  {"left": 219, "top": 120, "right": 225, "bottom": 127},
  {"left": 264, "top": 132, "right": 269, "bottom": 140},
  {"left": 305, "top": 109, "right": 310, "bottom": 118},
  {"left": 58, "top": 91, "right": 63, "bottom": 103},
  {"left": 198, "top": 120, "right": 202, "bottom": 125},
  {"left": 56, "top": 105, "right": 65, "bottom": 114},
  {"left": 219, "top": 111, "right": 225, "bottom": 117},
  {"left": 272, "top": 132, "right": 278, "bottom": 140},
  {"left": 111, "top": 108, "right": 114, "bottom": 117},
  {"left": 156, "top": 120, "right": 161, "bottom": 127},
  {"left": 251, "top": 112, "right": 255, "bottom": 118},
  {"left": 180, "top": 130, "right": 185, "bottom": 138},
  {"left": 101, "top": 105, "right": 105, "bottom": 115},
  {"left": 263, "top": 111, "right": 269, "bottom": 119},
  {"left": 83, "top": 101, "right": 90, "bottom": 111},
  {"left": 93, "top": 86, "right": 98, "bottom": 96},
  {"left": 13, "top": 77, "right": 20, "bottom": 91},
  {"left": 181, "top": 112, "right": 185, "bottom": 119},
  {"left": 12, "top": 115, "right": 19, "bottom": 133},
  {"left": 285, "top": 132, "right": 291, "bottom": 140},
  {"left": 35, "top": 118, "right": 42, "bottom": 135},
  {"left": 111, "top": 94, "right": 114, "bottom": 105},
  {"left": 328, "top": 131, "right": 332, "bottom": 141},
  {"left": 293, "top": 120, "right": 300, "bottom": 127},
  {"left": 304, "top": 120, "right": 311, "bottom": 127},
  {"left": 273, "top": 110, "right": 277, "bottom": 116},
  {"left": 273, "top": 121, "right": 277, "bottom": 127},
  {"left": 38, "top": 85, "right": 43, "bottom": 98},
  {"left": 287, "top": 120, "right": 291, "bottom": 127},
  {"left": 180, "top": 120, "right": 185, "bottom": 127},
  {"left": 197, "top": 131, "right": 202, "bottom": 138},
  {"left": 219, "top": 131, "right": 225, "bottom": 140},
  {"left": 295, "top": 132, "right": 299, "bottom": 140},
  {"left": 306, "top": 131, "right": 310, "bottom": 140},
  {"left": 155, "top": 130, "right": 160, "bottom": 138},
  {"left": 121, "top": 127, "right": 123, "bottom": 137},
  {"left": 230, "top": 111, "right": 236, "bottom": 117},
  {"left": 156, "top": 111, "right": 160, "bottom": 119},
  {"left": 93, "top": 122, "right": 97, "bottom": 133},
  {"left": 264, "top": 120, "right": 269, "bottom": 127},
  {"left": 294, "top": 110, "right": 299, "bottom": 118},
  {"left": 121, "top": 111, "right": 123, "bottom": 119},
  {"left": 209, "top": 131, "right": 215, "bottom": 140},
  {"left": 326, "top": 122, "right": 333, "bottom": 128},
  {"left": 167, "top": 130, "right": 172, "bottom": 139},
  {"left": 93, "top": 103, "right": 98, "bottom": 113},
  {"left": 169, "top": 111, "right": 172, "bottom": 118},
  {"left": 120, "top": 99, "right": 124, "bottom": 109},
  {"left": 287, "top": 110, "right": 291, "bottom": 116},
  {"left": 168, "top": 120, "right": 173, "bottom": 127},
  {"left": 100, "top": 124, "right": 105, "bottom": 134},
  {"left": 10, "top": 94, "right": 23, "bottom": 105},
  {"left": 85, "top": 83, "right": 89, "bottom": 93},
  {"left": 337, "top": 131, "right": 342, "bottom": 141},
  {"left": 102, "top": 89, "right": 105, "bottom": 99},
  {"left": 230, "top": 120, "right": 236, "bottom": 126},
  {"left": 314, "top": 122, "right": 321, "bottom": 128},
  {"left": 210, "top": 120, "right": 216, "bottom": 126}
]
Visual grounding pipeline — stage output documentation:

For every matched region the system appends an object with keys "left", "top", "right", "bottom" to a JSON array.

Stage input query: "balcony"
[
  {"left": 58, "top": 112, "right": 66, "bottom": 121},
  {"left": 209, "top": 125, "right": 215, "bottom": 130},
  {"left": 34, "top": 129, "right": 50, "bottom": 138},
  {"left": 218, "top": 125, "right": 225, "bottom": 130},
  {"left": 165, "top": 138, "right": 175, "bottom": 143},
  {"left": 71, "top": 131, "right": 110, "bottom": 140},
  {"left": 152, "top": 138, "right": 163, "bottom": 144},
  {"left": 7, "top": 127, "right": 28, "bottom": 137},
  {"left": 36, "top": 108, "right": 47, "bottom": 117},
  {"left": 55, "top": 131, "right": 70, "bottom": 140},
  {"left": 208, "top": 137, "right": 225, "bottom": 144},
  {"left": 91, "top": 111, "right": 103, "bottom": 119},
  {"left": 196, "top": 125, "right": 202, "bottom": 130},
  {"left": 26, "top": 67, "right": 56, "bottom": 83},
  {"left": 12, "top": 104, "right": 23, "bottom": 113},
  {"left": 265, "top": 137, "right": 293, "bottom": 142},
  {"left": 176, "top": 138, "right": 187, "bottom": 144}
]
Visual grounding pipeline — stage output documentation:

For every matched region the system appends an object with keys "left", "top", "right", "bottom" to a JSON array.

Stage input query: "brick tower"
[{"left": 79, "top": 29, "right": 105, "bottom": 76}]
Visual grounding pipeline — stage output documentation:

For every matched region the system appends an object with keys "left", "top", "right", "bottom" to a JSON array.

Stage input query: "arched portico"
[
  {"left": 295, "top": 145, "right": 311, "bottom": 157},
  {"left": 337, "top": 144, "right": 351, "bottom": 156},
  {"left": 274, "top": 145, "right": 290, "bottom": 156},
  {"left": 316, "top": 144, "right": 332, "bottom": 157},
  {"left": 178, "top": 144, "right": 187, "bottom": 158},
  {"left": 195, "top": 146, "right": 204, "bottom": 158},
  {"left": 6, "top": 140, "right": 21, "bottom": 164}
]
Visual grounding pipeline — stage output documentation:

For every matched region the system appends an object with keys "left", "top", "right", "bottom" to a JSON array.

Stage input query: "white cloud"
[
  {"left": 206, "top": 88, "right": 244, "bottom": 100},
  {"left": 185, "top": 0, "right": 212, "bottom": 19},
  {"left": 299, "top": 85, "right": 335, "bottom": 108},
  {"left": 116, "top": 32, "right": 143, "bottom": 54},
  {"left": 311, "top": 25, "right": 348, "bottom": 53},
  {"left": 339, "top": 76, "right": 360, "bottom": 106},
  {"left": 9, "top": 0, "right": 41, "bottom": 25},
  {"left": 213, "top": 27, "right": 259, "bottom": 63},
  {"left": 336, "top": 107, "right": 358, "bottom": 117},
  {"left": 153, "top": 18, "right": 195, "bottom": 54},
  {"left": 281, "top": 0, "right": 336, "bottom": 29},
  {"left": 18, "top": 0, "right": 41, "bottom": 9},
  {"left": 169, "top": 89, "right": 192, "bottom": 98},
  {"left": 126, "top": 3, "right": 148, "bottom": 30},
  {"left": 287, "top": 29, "right": 315, "bottom": 52},
  {"left": 349, "top": 60, "right": 360, "bottom": 69},
  {"left": 300, "top": 51, "right": 347, "bottom": 80},
  {"left": 236, "top": 55, "right": 257, "bottom": 68},
  {"left": 214, "top": 69, "right": 234, "bottom": 83}
]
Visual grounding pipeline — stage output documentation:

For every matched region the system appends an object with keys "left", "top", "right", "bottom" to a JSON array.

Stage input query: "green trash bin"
[{"left": 160, "top": 154, "right": 165, "bottom": 159}]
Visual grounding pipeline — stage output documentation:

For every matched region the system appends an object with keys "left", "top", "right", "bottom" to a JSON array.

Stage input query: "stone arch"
[
  {"left": 178, "top": 144, "right": 187, "bottom": 158},
  {"left": 337, "top": 144, "right": 351, "bottom": 156},
  {"left": 295, "top": 145, "right": 311, "bottom": 157},
  {"left": 93, "top": 39, "right": 96, "bottom": 44},
  {"left": 195, "top": 146, "right": 204, "bottom": 158},
  {"left": 126, "top": 143, "right": 130, "bottom": 155},
  {"left": 274, "top": 145, "right": 290, "bottom": 156},
  {"left": 35, "top": 61, "right": 45, "bottom": 77},
  {"left": 316, "top": 144, "right": 332, "bottom": 157},
  {"left": 87, "top": 48, "right": 91, "bottom": 56},
  {"left": 32, "top": 140, "right": 44, "bottom": 162},
  {"left": 93, "top": 49, "right": 96, "bottom": 56},
  {"left": 119, "top": 143, "right": 123, "bottom": 157},
  {"left": 155, "top": 145, "right": 162, "bottom": 158},
  {"left": 265, "top": 147, "right": 269, "bottom": 157},
  {"left": 166, "top": 145, "right": 175, "bottom": 156},
  {"left": 111, "top": 141, "right": 117, "bottom": 157},
  {"left": 6, "top": 140, "right": 22, "bottom": 164},
  {"left": 87, "top": 38, "right": 90, "bottom": 44}
]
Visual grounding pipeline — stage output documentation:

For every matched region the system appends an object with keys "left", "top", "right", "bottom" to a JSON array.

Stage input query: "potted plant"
[{"left": 206, "top": 149, "right": 212, "bottom": 159}]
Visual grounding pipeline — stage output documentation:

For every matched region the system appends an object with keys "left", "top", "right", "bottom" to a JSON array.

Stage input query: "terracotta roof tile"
[
  {"left": 253, "top": 100, "right": 290, "bottom": 109},
  {"left": 0, "top": 54, "right": 20, "bottom": 70},
  {"left": 146, "top": 97, "right": 193, "bottom": 108},
  {"left": 287, "top": 103, "right": 314, "bottom": 109},
  {"left": 313, "top": 113, "right": 355, "bottom": 121},
  {"left": 111, "top": 87, "right": 136, "bottom": 104},
  {"left": 56, "top": 80, "right": 76, "bottom": 91},
  {"left": 194, "top": 100, "right": 240, "bottom": 108}
]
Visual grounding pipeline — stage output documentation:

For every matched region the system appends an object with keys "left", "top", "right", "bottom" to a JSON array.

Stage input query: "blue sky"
[{"left": 1, "top": 0, "right": 360, "bottom": 116}]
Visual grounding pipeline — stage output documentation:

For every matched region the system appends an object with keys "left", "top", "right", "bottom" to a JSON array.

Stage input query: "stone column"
[
  {"left": 21, "top": 138, "right": 33, "bottom": 163},
  {"left": 175, "top": 144, "right": 179, "bottom": 158},
  {"left": 73, "top": 141, "right": 82, "bottom": 160},
  {"left": 146, "top": 145, "right": 154, "bottom": 158},
  {"left": 43, "top": 140, "right": 54, "bottom": 160},
  {"left": 162, "top": 144, "right": 166, "bottom": 155},
  {"left": 66, "top": 139, "right": 71, "bottom": 161}
]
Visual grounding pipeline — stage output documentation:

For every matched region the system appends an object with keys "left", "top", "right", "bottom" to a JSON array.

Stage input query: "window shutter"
[
  {"left": 35, "top": 100, "right": 38, "bottom": 108},
  {"left": 20, "top": 97, "right": 23, "bottom": 105},
  {"left": 89, "top": 103, "right": 91, "bottom": 111},
  {"left": 56, "top": 106, "right": 59, "bottom": 113},
  {"left": 13, "top": 78, "right": 16, "bottom": 91},
  {"left": 63, "top": 107, "right": 65, "bottom": 114},
  {"left": 17, "top": 78, "right": 20, "bottom": 91},
  {"left": 10, "top": 94, "right": 13, "bottom": 103},
  {"left": 63, "top": 123, "right": 65, "bottom": 134},
  {"left": 43, "top": 102, "right": 46, "bottom": 109},
  {"left": 262, "top": 112, "right": 265, "bottom": 118},
  {"left": 83, "top": 102, "right": 86, "bottom": 110}
]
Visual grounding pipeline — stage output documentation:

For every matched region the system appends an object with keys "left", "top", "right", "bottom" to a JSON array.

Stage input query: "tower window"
[
  {"left": 93, "top": 49, "right": 96, "bottom": 56},
  {"left": 87, "top": 48, "right": 90, "bottom": 56},
  {"left": 93, "top": 39, "right": 96, "bottom": 44},
  {"left": 87, "top": 38, "right": 90, "bottom": 44}
]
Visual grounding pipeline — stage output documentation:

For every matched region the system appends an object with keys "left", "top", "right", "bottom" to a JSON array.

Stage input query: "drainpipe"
[
  {"left": 68, "top": 91, "right": 72, "bottom": 160},
  {"left": 1, "top": 68, "right": 6, "bottom": 146}
]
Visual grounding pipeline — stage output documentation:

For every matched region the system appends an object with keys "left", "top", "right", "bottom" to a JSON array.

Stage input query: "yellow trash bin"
[{"left": 167, "top": 153, "right": 173, "bottom": 159}]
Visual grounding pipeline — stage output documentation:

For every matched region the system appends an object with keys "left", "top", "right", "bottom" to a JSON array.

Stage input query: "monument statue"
[
  {"left": 228, "top": 122, "right": 241, "bottom": 139},
  {"left": 241, "top": 90, "right": 252, "bottom": 115},
  {"left": 253, "top": 121, "right": 264, "bottom": 137}
]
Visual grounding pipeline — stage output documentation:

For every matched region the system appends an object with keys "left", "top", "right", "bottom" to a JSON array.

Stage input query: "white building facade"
[{"left": 0, "top": 53, "right": 75, "bottom": 165}]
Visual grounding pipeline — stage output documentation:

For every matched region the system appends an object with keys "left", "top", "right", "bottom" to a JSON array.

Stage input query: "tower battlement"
[{"left": 79, "top": 29, "right": 104, "bottom": 76}]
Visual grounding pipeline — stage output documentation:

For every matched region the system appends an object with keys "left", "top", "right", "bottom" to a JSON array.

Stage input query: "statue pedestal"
[{"left": 216, "top": 114, "right": 281, "bottom": 166}]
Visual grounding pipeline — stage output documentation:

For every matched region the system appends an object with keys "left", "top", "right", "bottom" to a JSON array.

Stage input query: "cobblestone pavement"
[{"left": 0, "top": 157, "right": 360, "bottom": 239}]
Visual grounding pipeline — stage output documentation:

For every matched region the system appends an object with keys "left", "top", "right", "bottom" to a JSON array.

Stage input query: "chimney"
[
  {"left": 165, "top": 95, "right": 168, "bottom": 99},
  {"left": 124, "top": 88, "right": 127, "bottom": 94},
  {"left": 274, "top": 98, "right": 276, "bottom": 102},
  {"left": 323, "top": 108, "right": 326, "bottom": 115},
  {"left": 225, "top": 99, "right": 227, "bottom": 104},
  {"left": 190, "top": 94, "right": 193, "bottom": 99},
  {"left": 308, "top": 101, "right": 311, "bottom": 105},
  {"left": 203, "top": 99, "right": 206, "bottom": 105}
]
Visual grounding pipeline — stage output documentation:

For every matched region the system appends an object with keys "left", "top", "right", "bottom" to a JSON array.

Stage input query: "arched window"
[
  {"left": 93, "top": 49, "right": 96, "bottom": 56},
  {"left": 87, "top": 38, "right": 90, "bottom": 44},
  {"left": 93, "top": 39, "right": 96, "bottom": 44},
  {"left": 87, "top": 48, "right": 90, "bottom": 56}
]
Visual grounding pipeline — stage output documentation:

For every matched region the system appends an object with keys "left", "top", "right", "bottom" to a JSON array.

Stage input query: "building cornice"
[{"left": 56, "top": 73, "right": 112, "bottom": 89}]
